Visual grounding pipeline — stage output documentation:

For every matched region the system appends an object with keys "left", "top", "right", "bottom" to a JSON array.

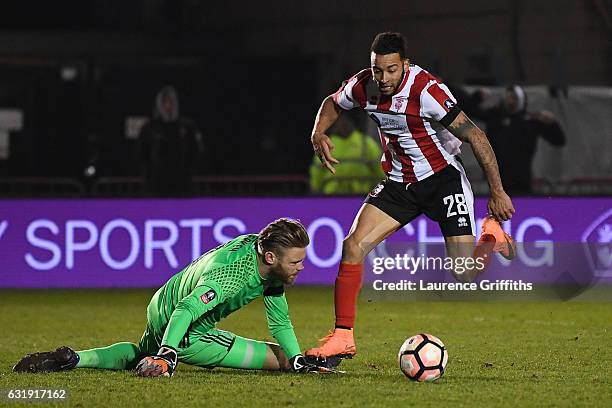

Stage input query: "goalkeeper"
[{"left": 14, "top": 218, "right": 329, "bottom": 376}]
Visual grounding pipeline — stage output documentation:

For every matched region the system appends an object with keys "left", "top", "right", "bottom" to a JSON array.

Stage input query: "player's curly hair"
[
  {"left": 257, "top": 218, "right": 310, "bottom": 255},
  {"left": 371, "top": 32, "right": 407, "bottom": 59}
]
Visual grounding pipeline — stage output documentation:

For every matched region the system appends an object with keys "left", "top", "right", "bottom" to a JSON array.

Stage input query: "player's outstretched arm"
[
  {"left": 263, "top": 288, "right": 302, "bottom": 359},
  {"left": 446, "top": 111, "right": 515, "bottom": 221},
  {"left": 263, "top": 290, "right": 340, "bottom": 373},
  {"left": 311, "top": 95, "right": 341, "bottom": 174},
  {"left": 135, "top": 281, "right": 223, "bottom": 377}
]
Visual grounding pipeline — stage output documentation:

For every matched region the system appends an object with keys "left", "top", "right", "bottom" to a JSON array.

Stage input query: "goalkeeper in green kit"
[{"left": 13, "top": 218, "right": 332, "bottom": 376}]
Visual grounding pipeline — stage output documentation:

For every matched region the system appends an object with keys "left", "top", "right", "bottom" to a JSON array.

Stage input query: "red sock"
[{"left": 334, "top": 262, "right": 363, "bottom": 329}]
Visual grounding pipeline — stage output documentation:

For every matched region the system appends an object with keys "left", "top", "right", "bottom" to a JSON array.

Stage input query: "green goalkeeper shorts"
[{"left": 138, "top": 326, "right": 270, "bottom": 370}]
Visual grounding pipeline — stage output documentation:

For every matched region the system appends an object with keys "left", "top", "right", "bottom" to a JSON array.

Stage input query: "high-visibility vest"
[{"left": 309, "top": 130, "right": 384, "bottom": 194}]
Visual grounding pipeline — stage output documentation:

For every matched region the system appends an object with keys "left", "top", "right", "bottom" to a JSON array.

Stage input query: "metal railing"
[
  {"left": 90, "top": 177, "right": 147, "bottom": 197},
  {"left": 90, "top": 175, "right": 311, "bottom": 197},
  {"left": 192, "top": 175, "right": 310, "bottom": 196},
  {"left": 0, "top": 177, "right": 85, "bottom": 197},
  {"left": 0, "top": 176, "right": 610, "bottom": 197}
]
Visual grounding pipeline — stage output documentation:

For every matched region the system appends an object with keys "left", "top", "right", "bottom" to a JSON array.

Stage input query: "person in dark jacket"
[
  {"left": 470, "top": 85, "right": 566, "bottom": 195},
  {"left": 139, "top": 86, "right": 204, "bottom": 197}
]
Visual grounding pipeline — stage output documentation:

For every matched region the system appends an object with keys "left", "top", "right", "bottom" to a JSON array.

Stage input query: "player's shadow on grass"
[
  {"left": 178, "top": 367, "right": 353, "bottom": 379},
  {"left": 179, "top": 367, "right": 407, "bottom": 381},
  {"left": 195, "top": 369, "right": 285, "bottom": 376}
]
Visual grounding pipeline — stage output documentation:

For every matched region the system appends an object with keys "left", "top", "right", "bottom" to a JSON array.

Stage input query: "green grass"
[{"left": 0, "top": 287, "right": 610, "bottom": 407}]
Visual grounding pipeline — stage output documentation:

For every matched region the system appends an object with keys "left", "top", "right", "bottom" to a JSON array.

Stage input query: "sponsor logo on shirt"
[
  {"left": 443, "top": 99, "right": 455, "bottom": 110},
  {"left": 200, "top": 290, "right": 217, "bottom": 304},
  {"left": 369, "top": 113, "right": 408, "bottom": 132}
]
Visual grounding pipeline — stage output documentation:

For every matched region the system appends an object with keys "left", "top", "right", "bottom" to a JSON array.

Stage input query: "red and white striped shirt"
[{"left": 333, "top": 65, "right": 462, "bottom": 183}]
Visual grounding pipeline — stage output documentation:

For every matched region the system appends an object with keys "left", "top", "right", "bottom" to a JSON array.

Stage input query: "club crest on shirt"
[
  {"left": 200, "top": 290, "right": 216, "bottom": 304},
  {"left": 393, "top": 96, "right": 407, "bottom": 111},
  {"left": 369, "top": 182, "right": 385, "bottom": 197},
  {"left": 443, "top": 99, "right": 455, "bottom": 110}
]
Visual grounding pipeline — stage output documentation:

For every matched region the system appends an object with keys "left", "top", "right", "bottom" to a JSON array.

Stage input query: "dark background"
[{"left": 0, "top": 0, "right": 609, "bottom": 185}]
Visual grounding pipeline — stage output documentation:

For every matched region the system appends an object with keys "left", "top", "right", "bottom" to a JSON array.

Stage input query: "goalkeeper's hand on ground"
[
  {"left": 135, "top": 346, "right": 177, "bottom": 377},
  {"left": 290, "top": 354, "right": 336, "bottom": 373}
]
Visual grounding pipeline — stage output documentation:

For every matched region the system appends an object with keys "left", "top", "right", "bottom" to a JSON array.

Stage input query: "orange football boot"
[
  {"left": 305, "top": 328, "right": 356, "bottom": 359},
  {"left": 477, "top": 216, "right": 516, "bottom": 260}
]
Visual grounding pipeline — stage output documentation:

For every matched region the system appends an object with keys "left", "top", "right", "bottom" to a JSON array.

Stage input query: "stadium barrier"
[
  {"left": 0, "top": 175, "right": 610, "bottom": 197},
  {"left": 89, "top": 175, "right": 310, "bottom": 197},
  {"left": 90, "top": 176, "right": 147, "bottom": 197},
  {"left": 0, "top": 177, "right": 84, "bottom": 197},
  {"left": 193, "top": 175, "right": 310, "bottom": 195},
  {"left": 469, "top": 178, "right": 612, "bottom": 196}
]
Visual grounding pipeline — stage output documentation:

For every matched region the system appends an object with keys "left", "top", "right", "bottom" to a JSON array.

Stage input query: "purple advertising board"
[{"left": 0, "top": 197, "right": 610, "bottom": 288}]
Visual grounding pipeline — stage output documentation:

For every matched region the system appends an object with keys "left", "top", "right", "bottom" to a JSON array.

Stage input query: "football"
[{"left": 398, "top": 333, "right": 448, "bottom": 382}]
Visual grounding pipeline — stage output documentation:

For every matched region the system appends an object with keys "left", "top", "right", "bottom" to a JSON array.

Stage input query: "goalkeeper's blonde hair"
[{"left": 257, "top": 218, "right": 309, "bottom": 256}]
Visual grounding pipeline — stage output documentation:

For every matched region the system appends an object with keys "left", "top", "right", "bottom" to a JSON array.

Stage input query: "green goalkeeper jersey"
[{"left": 146, "top": 234, "right": 301, "bottom": 359}]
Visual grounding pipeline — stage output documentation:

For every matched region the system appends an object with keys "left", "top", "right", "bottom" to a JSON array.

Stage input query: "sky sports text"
[{"left": 4, "top": 216, "right": 554, "bottom": 271}]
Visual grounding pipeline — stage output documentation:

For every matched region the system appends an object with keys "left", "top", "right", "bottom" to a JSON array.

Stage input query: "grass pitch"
[{"left": 1, "top": 287, "right": 610, "bottom": 407}]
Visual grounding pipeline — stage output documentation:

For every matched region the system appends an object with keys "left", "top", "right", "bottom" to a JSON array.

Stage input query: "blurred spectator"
[
  {"left": 469, "top": 85, "right": 566, "bottom": 195},
  {"left": 139, "top": 86, "right": 203, "bottom": 196},
  {"left": 310, "top": 114, "right": 384, "bottom": 194}
]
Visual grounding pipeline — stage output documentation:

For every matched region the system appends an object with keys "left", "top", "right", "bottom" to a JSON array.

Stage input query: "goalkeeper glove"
[{"left": 135, "top": 346, "right": 178, "bottom": 378}]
